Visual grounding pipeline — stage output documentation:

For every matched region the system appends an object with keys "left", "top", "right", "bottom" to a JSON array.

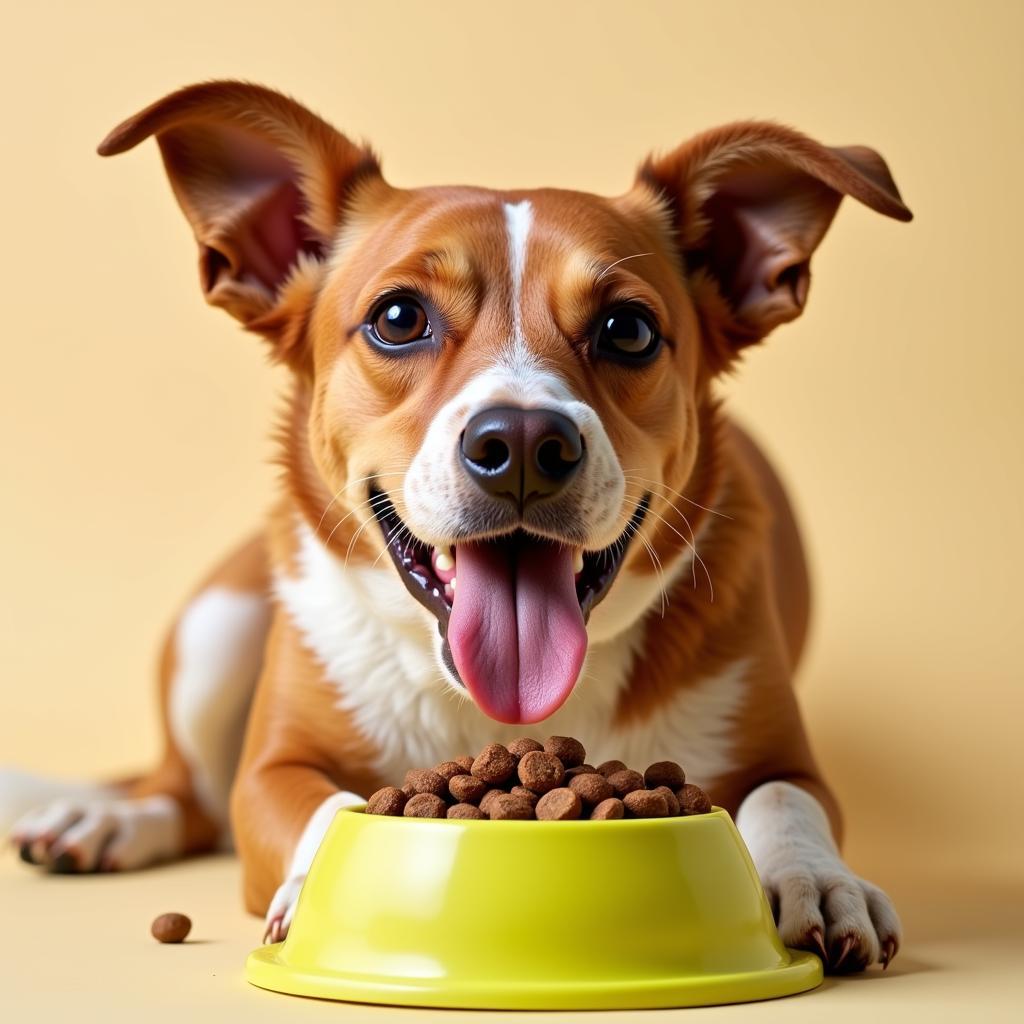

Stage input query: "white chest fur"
[{"left": 275, "top": 522, "right": 746, "bottom": 789}]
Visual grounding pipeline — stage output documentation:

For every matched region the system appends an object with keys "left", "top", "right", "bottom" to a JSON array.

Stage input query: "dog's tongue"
[{"left": 447, "top": 537, "right": 587, "bottom": 724}]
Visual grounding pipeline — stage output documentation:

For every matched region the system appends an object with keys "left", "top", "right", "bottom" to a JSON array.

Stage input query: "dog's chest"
[{"left": 276, "top": 523, "right": 747, "bottom": 789}]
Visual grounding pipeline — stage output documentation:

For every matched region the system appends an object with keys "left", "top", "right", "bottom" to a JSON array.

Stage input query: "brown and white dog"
[{"left": 5, "top": 82, "right": 911, "bottom": 973}]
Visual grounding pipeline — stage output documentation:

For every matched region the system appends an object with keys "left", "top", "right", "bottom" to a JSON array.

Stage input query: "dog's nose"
[{"left": 460, "top": 406, "right": 584, "bottom": 508}]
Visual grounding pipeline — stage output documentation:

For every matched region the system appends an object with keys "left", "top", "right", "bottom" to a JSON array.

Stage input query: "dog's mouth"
[{"left": 370, "top": 489, "right": 648, "bottom": 724}]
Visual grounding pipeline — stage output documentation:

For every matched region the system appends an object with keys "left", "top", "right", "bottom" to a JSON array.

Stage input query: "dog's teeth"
[
  {"left": 435, "top": 550, "right": 454, "bottom": 572},
  {"left": 573, "top": 549, "right": 584, "bottom": 574},
  {"left": 449, "top": 576, "right": 457, "bottom": 591}
]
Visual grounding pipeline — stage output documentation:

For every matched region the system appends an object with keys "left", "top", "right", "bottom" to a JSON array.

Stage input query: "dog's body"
[{"left": 6, "top": 83, "right": 911, "bottom": 973}]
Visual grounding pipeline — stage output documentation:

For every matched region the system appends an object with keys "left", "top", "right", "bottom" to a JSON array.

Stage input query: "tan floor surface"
[{"left": 3, "top": 854, "right": 1021, "bottom": 1022}]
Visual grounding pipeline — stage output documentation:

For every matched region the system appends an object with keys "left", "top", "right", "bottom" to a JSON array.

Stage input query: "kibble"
[
  {"left": 448, "top": 803, "right": 484, "bottom": 819},
  {"left": 151, "top": 912, "right": 191, "bottom": 944},
  {"left": 488, "top": 794, "right": 535, "bottom": 820},
  {"left": 509, "top": 785, "right": 540, "bottom": 809},
  {"left": 536, "top": 787, "right": 583, "bottom": 820},
  {"left": 569, "top": 772, "right": 614, "bottom": 807},
  {"left": 544, "top": 735, "right": 587, "bottom": 768},
  {"left": 366, "top": 786, "right": 407, "bottom": 816},
  {"left": 644, "top": 761, "right": 686, "bottom": 791},
  {"left": 623, "top": 789, "right": 670, "bottom": 818},
  {"left": 652, "top": 785, "right": 681, "bottom": 816},
  {"left": 449, "top": 773, "right": 489, "bottom": 804},
  {"left": 433, "top": 760, "right": 466, "bottom": 783},
  {"left": 472, "top": 743, "right": 517, "bottom": 785},
  {"left": 517, "top": 750, "right": 565, "bottom": 793},
  {"left": 606, "top": 769, "right": 646, "bottom": 798},
  {"left": 404, "top": 793, "right": 447, "bottom": 818},
  {"left": 364, "top": 738, "right": 713, "bottom": 822},
  {"left": 403, "top": 769, "right": 448, "bottom": 799},
  {"left": 507, "top": 737, "right": 544, "bottom": 760},
  {"left": 677, "top": 783, "right": 712, "bottom": 815},
  {"left": 590, "top": 798, "right": 625, "bottom": 820}
]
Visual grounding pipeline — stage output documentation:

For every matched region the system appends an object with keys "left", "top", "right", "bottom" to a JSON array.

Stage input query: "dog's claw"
[
  {"left": 51, "top": 850, "right": 79, "bottom": 874},
  {"left": 881, "top": 937, "right": 897, "bottom": 969},
  {"left": 832, "top": 935, "right": 856, "bottom": 971},
  {"left": 808, "top": 926, "right": 827, "bottom": 961},
  {"left": 18, "top": 842, "right": 35, "bottom": 864}
]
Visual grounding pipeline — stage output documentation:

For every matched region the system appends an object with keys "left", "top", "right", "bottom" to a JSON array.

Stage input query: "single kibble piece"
[
  {"left": 565, "top": 764, "right": 598, "bottom": 779},
  {"left": 606, "top": 769, "right": 645, "bottom": 798},
  {"left": 644, "top": 760, "right": 686, "bottom": 791},
  {"left": 507, "top": 737, "right": 544, "bottom": 761},
  {"left": 455, "top": 755, "right": 476, "bottom": 773},
  {"left": 596, "top": 759, "right": 628, "bottom": 777},
  {"left": 488, "top": 794, "right": 535, "bottom": 820},
  {"left": 623, "top": 789, "right": 670, "bottom": 818},
  {"left": 472, "top": 743, "right": 517, "bottom": 785},
  {"left": 449, "top": 774, "right": 489, "bottom": 804},
  {"left": 590, "top": 798, "right": 625, "bottom": 820},
  {"left": 517, "top": 751, "right": 566, "bottom": 793},
  {"left": 366, "top": 786, "right": 407, "bottom": 816},
  {"left": 479, "top": 788, "right": 506, "bottom": 816},
  {"left": 151, "top": 912, "right": 191, "bottom": 944},
  {"left": 403, "top": 768, "right": 449, "bottom": 799},
  {"left": 569, "top": 772, "right": 614, "bottom": 807},
  {"left": 404, "top": 793, "right": 448, "bottom": 818},
  {"left": 544, "top": 736, "right": 586, "bottom": 768},
  {"left": 652, "top": 785, "right": 681, "bottom": 816},
  {"left": 447, "top": 803, "right": 484, "bottom": 820},
  {"left": 433, "top": 760, "right": 466, "bottom": 783},
  {"left": 510, "top": 785, "right": 540, "bottom": 809},
  {"left": 536, "top": 787, "right": 583, "bottom": 820},
  {"left": 677, "top": 783, "right": 713, "bottom": 815}
]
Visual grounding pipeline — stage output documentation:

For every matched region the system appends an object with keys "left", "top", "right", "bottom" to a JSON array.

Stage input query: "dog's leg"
[
  {"left": 9, "top": 534, "right": 271, "bottom": 872},
  {"left": 736, "top": 779, "right": 902, "bottom": 972}
]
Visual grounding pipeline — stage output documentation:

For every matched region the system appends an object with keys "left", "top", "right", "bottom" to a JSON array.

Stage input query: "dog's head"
[{"left": 102, "top": 82, "right": 910, "bottom": 724}]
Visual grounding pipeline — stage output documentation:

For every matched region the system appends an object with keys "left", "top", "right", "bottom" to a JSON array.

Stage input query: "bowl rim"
[{"left": 340, "top": 804, "right": 729, "bottom": 827}]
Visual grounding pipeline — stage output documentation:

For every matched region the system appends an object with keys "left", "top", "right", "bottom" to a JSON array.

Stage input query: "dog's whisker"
[
  {"left": 315, "top": 465, "right": 411, "bottom": 531},
  {"left": 595, "top": 252, "right": 654, "bottom": 283},
  {"left": 330, "top": 492, "right": 390, "bottom": 556},
  {"left": 621, "top": 471, "right": 732, "bottom": 519}
]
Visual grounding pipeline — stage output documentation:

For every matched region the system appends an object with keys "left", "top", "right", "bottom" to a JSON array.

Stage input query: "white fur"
[
  {"left": 0, "top": 768, "right": 108, "bottom": 833},
  {"left": 503, "top": 199, "right": 533, "bottom": 362},
  {"left": 263, "top": 790, "right": 364, "bottom": 941},
  {"left": 10, "top": 793, "right": 181, "bottom": 871},
  {"left": 277, "top": 521, "right": 745, "bottom": 790},
  {"left": 737, "top": 781, "right": 901, "bottom": 966},
  {"left": 169, "top": 587, "right": 271, "bottom": 834},
  {"left": 403, "top": 363, "right": 626, "bottom": 551}
]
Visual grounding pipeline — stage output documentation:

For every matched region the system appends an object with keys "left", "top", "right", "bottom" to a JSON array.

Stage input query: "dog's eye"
[
  {"left": 595, "top": 307, "right": 661, "bottom": 363},
  {"left": 370, "top": 298, "right": 432, "bottom": 345}
]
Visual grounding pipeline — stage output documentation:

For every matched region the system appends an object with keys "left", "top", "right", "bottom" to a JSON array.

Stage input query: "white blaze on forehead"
[{"left": 503, "top": 200, "right": 533, "bottom": 359}]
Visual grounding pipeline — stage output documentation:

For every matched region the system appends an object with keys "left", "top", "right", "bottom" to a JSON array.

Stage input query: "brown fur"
[{"left": 92, "top": 83, "right": 910, "bottom": 913}]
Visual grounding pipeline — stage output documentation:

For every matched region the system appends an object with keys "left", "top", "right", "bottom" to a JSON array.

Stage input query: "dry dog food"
[
  {"left": 151, "top": 912, "right": 191, "bottom": 943},
  {"left": 365, "top": 736, "right": 713, "bottom": 821}
]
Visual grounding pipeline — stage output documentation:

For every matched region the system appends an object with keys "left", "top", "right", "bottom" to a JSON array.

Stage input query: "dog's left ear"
[
  {"left": 637, "top": 122, "right": 912, "bottom": 369},
  {"left": 99, "top": 81, "right": 385, "bottom": 366}
]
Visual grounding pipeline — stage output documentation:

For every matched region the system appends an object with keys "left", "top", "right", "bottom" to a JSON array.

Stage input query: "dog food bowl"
[{"left": 246, "top": 806, "right": 822, "bottom": 1009}]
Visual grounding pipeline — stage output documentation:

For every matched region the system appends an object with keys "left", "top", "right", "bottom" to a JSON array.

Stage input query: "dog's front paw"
[
  {"left": 761, "top": 865, "right": 900, "bottom": 973},
  {"left": 264, "top": 874, "right": 305, "bottom": 944},
  {"left": 737, "top": 781, "right": 901, "bottom": 974}
]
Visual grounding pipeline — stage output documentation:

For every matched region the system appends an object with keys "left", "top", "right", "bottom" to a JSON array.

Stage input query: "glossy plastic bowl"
[{"left": 246, "top": 806, "right": 821, "bottom": 1010}]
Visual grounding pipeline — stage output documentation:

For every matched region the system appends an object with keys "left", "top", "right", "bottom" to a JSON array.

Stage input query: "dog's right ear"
[{"left": 99, "top": 81, "right": 385, "bottom": 365}]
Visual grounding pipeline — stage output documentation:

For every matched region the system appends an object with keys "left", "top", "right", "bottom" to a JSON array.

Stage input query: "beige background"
[{"left": 1, "top": 0, "right": 1021, "bottom": 1018}]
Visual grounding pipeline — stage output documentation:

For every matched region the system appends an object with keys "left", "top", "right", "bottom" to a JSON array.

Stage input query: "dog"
[{"left": 5, "top": 82, "right": 911, "bottom": 973}]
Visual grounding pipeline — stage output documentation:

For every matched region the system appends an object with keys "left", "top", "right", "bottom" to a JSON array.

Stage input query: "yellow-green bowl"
[{"left": 246, "top": 806, "right": 821, "bottom": 1010}]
